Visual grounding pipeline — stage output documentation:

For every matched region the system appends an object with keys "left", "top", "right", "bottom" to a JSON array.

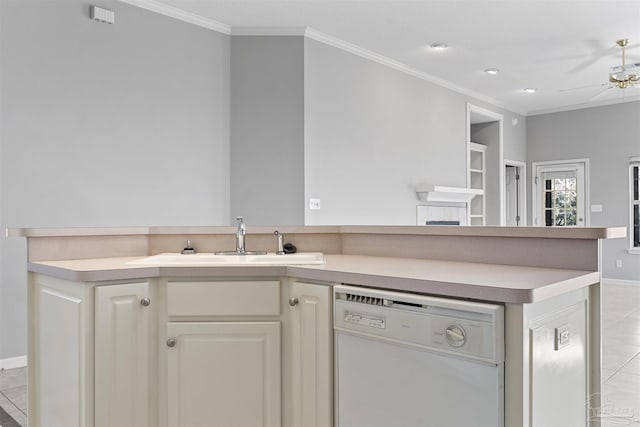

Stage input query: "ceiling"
[{"left": 141, "top": 0, "right": 640, "bottom": 115}]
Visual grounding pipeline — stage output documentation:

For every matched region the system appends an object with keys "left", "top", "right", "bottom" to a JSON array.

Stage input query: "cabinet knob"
[
  {"left": 140, "top": 297, "right": 151, "bottom": 307},
  {"left": 166, "top": 338, "right": 176, "bottom": 348},
  {"left": 288, "top": 297, "right": 299, "bottom": 307}
]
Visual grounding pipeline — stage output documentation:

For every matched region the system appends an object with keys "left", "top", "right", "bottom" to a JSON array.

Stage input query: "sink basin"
[{"left": 125, "top": 252, "right": 325, "bottom": 266}]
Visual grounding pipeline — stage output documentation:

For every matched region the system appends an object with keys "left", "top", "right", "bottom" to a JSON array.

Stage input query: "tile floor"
[
  {"left": 0, "top": 283, "right": 638, "bottom": 427},
  {"left": 0, "top": 366, "right": 26, "bottom": 426},
  {"left": 601, "top": 283, "right": 640, "bottom": 426}
]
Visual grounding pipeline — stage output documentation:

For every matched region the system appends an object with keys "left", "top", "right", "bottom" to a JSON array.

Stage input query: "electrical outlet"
[
  {"left": 616, "top": 259, "right": 623, "bottom": 268},
  {"left": 555, "top": 324, "right": 570, "bottom": 351},
  {"left": 309, "top": 198, "right": 321, "bottom": 210}
]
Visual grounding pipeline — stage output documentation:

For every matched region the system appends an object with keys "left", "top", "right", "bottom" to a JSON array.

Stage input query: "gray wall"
[
  {"left": 230, "top": 36, "right": 304, "bottom": 225},
  {"left": 0, "top": 0, "right": 230, "bottom": 359},
  {"left": 303, "top": 38, "right": 526, "bottom": 225},
  {"left": 527, "top": 101, "right": 640, "bottom": 280}
]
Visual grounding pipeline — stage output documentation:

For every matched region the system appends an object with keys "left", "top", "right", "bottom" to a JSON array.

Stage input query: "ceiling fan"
[
  {"left": 608, "top": 39, "right": 639, "bottom": 89},
  {"left": 560, "top": 38, "right": 640, "bottom": 99}
]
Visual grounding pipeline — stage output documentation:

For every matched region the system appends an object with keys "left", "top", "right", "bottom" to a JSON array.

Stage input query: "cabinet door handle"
[
  {"left": 166, "top": 338, "right": 176, "bottom": 348},
  {"left": 140, "top": 297, "right": 151, "bottom": 307},
  {"left": 288, "top": 297, "right": 299, "bottom": 307}
]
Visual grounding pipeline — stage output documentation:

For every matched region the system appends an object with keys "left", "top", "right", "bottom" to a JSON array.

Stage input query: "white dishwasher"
[{"left": 334, "top": 285, "right": 504, "bottom": 427}]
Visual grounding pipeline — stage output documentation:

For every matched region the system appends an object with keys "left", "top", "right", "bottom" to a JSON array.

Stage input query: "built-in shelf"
[
  {"left": 468, "top": 142, "right": 487, "bottom": 225},
  {"left": 415, "top": 185, "right": 483, "bottom": 203}
]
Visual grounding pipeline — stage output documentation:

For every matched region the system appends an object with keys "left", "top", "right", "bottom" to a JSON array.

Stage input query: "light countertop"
[
  {"left": 29, "top": 254, "right": 599, "bottom": 304},
  {"left": 9, "top": 225, "right": 626, "bottom": 239}
]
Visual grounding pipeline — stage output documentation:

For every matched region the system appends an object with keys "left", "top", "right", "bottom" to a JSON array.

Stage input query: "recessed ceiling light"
[
  {"left": 429, "top": 42, "right": 448, "bottom": 51},
  {"left": 484, "top": 68, "right": 499, "bottom": 75},
  {"left": 523, "top": 88, "right": 538, "bottom": 94}
]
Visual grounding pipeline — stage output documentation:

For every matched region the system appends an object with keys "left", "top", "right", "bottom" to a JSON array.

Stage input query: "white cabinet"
[
  {"left": 29, "top": 275, "right": 92, "bottom": 427},
  {"left": 95, "top": 282, "right": 152, "bottom": 427},
  {"left": 164, "top": 279, "right": 283, "bottom": 427},
  {"left": 166, "top": 322, "right": 281, "bottom": 427},
  {"left": 468, "top": 142, "right": 486, "bottom": 225},
  {"left": 28, "top": 275, "right": 154, "bottom": 427},
  {"left": 288, "top": 281, "right": 333, "bottom": 427},
  {"left": 29, "top": 274, "right": 334, "bottom": 427}
]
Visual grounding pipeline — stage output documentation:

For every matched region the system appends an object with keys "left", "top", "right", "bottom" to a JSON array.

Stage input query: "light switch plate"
[
  {"left": 309, "top": 198, "right": 321, "bottom": 210},
  {"left": 590, "top": 204, "right": 603, "bottom": 212}
]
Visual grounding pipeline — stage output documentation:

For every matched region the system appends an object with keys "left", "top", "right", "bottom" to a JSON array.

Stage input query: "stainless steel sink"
[
  {"left": 125, "top": 252, "right": 325, "bottom": 266},
  {"left": 214, "top": 251, "right": 267, "bottom": 256}
]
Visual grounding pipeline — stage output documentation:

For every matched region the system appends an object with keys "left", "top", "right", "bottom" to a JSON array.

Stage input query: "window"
[{"left": 631, "top": 158, "right": 640, "bottom": 250}]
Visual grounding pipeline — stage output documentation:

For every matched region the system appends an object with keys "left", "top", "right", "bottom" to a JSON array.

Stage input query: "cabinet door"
[
  {"left": 33, "top": 277, "right": 91, "bottom": 427},
  {"left": 289, "top": 282, "right": 333, "bottom": 427},
  {"left": 166, "top": 322, "right": 281, "bottom": 427},
  {"left": 95, "top": 282, "right": 151, "bottom": 427}
]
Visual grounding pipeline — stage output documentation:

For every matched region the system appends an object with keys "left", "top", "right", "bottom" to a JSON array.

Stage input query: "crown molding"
[
  {"left": 303, "top": 28, "right": 527, "bottom": 116},
  {"left": 231, "top": 27, "right": 307, "bottom": 36},
  {"left": 118, "top": 0, "right": 231, "bottom": 34},
  {"left": 114, "top": 3, "right": 525, "bottom": 115},
  {"left": 528, "top": 94, "right": 640, "bottom": 116}
]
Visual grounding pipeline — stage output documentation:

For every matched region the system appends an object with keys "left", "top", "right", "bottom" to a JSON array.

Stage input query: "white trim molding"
[
  {"left": 528, "top": 95, "right": 640, "bottom": 117},
  {"left": 117, "top": 0, "right": 231, "bottom": 33},
  {"left": 112, "top": 2, "right": 525, "bottom": 114},
  {"left": 0, "top": 355, "right": 27, "bottom": 370},
  {"left": 601, "top": 278, "right": 640, "bottom": 287},
  {"left": 304, "top": 28, "right": 525, "bottom": 116},
  {"left": 231, "top": 27, "right": 307, "bottom": 36}
]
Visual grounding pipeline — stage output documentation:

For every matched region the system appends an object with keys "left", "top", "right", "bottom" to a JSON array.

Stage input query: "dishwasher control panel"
[
  {"left": 344, "top": 311, "right": 386, "bottom": 329},
  {"left": 334, "top": 285, "right": 504, "bottom": 364}
]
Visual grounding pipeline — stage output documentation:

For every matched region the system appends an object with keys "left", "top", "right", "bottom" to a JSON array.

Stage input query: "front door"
[{"left": 534, "top": 161, "right": 587, "bottom": 227}]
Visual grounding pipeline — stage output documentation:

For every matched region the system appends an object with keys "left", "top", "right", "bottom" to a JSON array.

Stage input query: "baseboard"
[
  {"left": 0, "top": 355, "right": 26, "bottom": 370},
  {"left": 601, "top": 278, "right": 640, "bottom": 286}
]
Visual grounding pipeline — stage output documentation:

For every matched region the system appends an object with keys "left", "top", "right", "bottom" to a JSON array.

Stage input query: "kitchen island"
[{"left": 13, "top": 225, "right": 625, "bottom": 427}]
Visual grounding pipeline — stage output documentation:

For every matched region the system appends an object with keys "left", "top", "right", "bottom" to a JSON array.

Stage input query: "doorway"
[
  {"left": 532, "top": 160, "right": 589, "bottom": 227},
  {"left": 504, "top": 160, "right": 526, "bottom": 226},
  {"left": 466, "top": 103, "right": 504, "bottom": 226}
]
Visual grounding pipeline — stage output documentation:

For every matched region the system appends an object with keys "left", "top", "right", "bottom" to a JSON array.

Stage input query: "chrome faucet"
[
  {"left": 215, "top": 216, "right": 266, "bottom": 255},
  {"left": 235, "top": 216, "right": 246, "bottom": 254}
]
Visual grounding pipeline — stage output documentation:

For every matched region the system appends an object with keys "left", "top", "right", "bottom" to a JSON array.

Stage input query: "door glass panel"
[
  {"left": 634, "top": 204, "right": 639, "bottom": 248},
  {"left": 543, "top": 176, "right": 578, "bottom": 226},
  {"left": 634, "top": 166, "right": 638, "bottom": 201}
]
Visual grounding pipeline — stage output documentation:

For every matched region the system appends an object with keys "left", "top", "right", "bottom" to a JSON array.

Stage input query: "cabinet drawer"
[{"left": 167, "top": 280, "right": 280, "bottom": 317}]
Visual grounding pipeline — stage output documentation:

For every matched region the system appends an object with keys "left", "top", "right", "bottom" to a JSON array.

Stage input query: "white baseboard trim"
[
  {"left": 601, "top": 278, "right": 640, "bottom": 286},
  {"left": 0, "top": 355, "right": 27, "bottom": 370}
]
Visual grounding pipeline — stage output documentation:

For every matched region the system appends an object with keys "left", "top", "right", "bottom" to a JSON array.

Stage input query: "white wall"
[
  {"left": 527, "top": 101, "right": 640, "bottom": 281},
  {"left": 303, "top": 38, "right": 526, "bottom": 225},
  {"left": 0, "top": 0, "right": 231, "bottom": 359}
]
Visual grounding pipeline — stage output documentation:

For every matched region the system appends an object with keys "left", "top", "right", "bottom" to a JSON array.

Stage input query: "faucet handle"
[
  {"left": 236, "top": 216, "right": 244, "bottom": 223},
  {"left": 274, "top": 230, "right": 285, "bottom": 255}
]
